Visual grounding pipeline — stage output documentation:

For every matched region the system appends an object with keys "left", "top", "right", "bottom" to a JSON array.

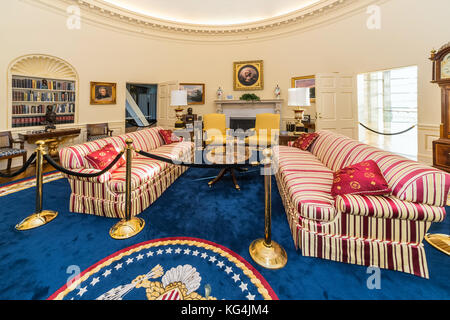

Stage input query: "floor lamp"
[
  {"left": 288, "top": 88, "right": 310, "bottom": 135},
  {"left": 171, "top": 89, "right": 188, "bottom": 129}
]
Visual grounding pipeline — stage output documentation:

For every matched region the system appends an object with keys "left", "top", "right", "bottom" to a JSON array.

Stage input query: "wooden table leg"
[
  {"left": 230, "top": 169, "right": 240, "bottom": 190},
  {"left": 208, "top": 168, "right": 227, "bottom": 187}
]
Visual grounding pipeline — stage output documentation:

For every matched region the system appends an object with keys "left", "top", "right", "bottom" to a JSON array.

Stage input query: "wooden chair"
[
  {"left": 0, "top": 131, "right": 27, "bottom": 171},
  {"left": 86, "top": 123, "right": 113, "bottom": 141}
]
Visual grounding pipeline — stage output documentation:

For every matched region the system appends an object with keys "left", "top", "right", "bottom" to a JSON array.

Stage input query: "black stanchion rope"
[
  {"left": 0, "top": 152, "right": 37, "bottom": 178},
  {"left": 136, "top": 149, "right": 258, "bottom": 169},
  {"left": 359, "top": 122, "right": 416, "bottom": 136},
  {"left": 43, "top": 151, "right": 125, "bottom": 178}
]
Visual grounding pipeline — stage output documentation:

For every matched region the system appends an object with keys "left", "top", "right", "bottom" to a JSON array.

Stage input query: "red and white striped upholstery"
[
  {"left": 59, "top": 127, "right": 193, "bottom": 219},
  {"left": 275, "top": 130, "right": 449, "bottom": 278}
]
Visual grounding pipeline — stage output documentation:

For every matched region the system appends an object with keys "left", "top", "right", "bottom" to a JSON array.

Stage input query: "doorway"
[
  {"left": 357, "top": 66, "right": 418, "bottom": 160},
  {"left": 126, "top": 83, "right": 157, "bottom": 129}
]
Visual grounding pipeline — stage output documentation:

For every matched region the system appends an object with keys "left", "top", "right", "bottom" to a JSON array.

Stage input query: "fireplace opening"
[{"left": 229, "top": 118, "right": 256, "bottom": 131}]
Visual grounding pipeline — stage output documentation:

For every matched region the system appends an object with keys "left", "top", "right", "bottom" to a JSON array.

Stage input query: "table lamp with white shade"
[
  {"left": 171, "top": 90, "right": 188, "bottom": 128},
  {"left": 288, "top": 88, "right": 310, "bottom": 135}
]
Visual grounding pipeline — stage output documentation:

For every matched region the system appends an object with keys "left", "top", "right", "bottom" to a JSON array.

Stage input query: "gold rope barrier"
[
  {"left": 110, "top": 138, "right": 145, "bottom": 240},
  {"left": 16, "top": 140, "right": 58, "bottom": 231}
]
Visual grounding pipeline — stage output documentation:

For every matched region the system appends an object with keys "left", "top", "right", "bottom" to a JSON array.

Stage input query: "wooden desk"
[{"left": 19, "top": 128, "right": 81, "bottom": 158}]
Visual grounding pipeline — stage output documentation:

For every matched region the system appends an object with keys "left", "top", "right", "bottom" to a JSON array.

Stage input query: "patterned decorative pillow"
[
  {"left": 291, "top": 133, "right": 319, "bottom": 151},
  {"left": 85, "top": 143, "right": 125, "bottom": 172},
  {"left": 159, "top": 129, "right": 183, "bottom": 145},
  {"left": 331, "top": 160, "right": 392, "bottom": 197}
]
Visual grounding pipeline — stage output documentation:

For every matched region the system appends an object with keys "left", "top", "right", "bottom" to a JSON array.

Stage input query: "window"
[{"left": 357, "top": 66, "right": 418, "bottom": 159}]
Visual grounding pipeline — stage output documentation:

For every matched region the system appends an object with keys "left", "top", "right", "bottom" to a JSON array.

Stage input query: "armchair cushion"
[
  {"left": 335, "top": 194, "right": 446, "bottom": 223},
  {"left": 331, "top": 160, "right": 391, "bottom": 197},
  {"left": 0, "top": 148, "right": 26, "bottom": 157}
]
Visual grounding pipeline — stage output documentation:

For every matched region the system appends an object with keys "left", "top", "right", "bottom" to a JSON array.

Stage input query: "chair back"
[
  {"left": 0, "top": 131, "right": 12, "bottom": 148},
  {"left": 87, "top": 123, "right": 108, "bottom": 136},
  {"left": 255, "top": 113, "right": 280, "bottom": 136},
  {"left": 203, "top": 114, "right": 227, "bottom": 135}
]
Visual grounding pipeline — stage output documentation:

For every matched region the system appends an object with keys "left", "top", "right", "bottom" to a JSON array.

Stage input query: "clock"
[
  {"left": 441, "top": 53, "right": 450, "bottom": 79},
  {"left": 430, "top": 42, "right": 450, "bottom": 83},
  {"left": 430, "top": 42, "right": 450, "bottom": 172}
]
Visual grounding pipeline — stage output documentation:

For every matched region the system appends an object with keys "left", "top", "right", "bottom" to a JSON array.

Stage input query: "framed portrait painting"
[
  {"left": 90, "top": 82, "right": 116, "bottom": 105},
  {"left": 233, "top": 60, "right": 264, "bottom": 91},
  {"left": 291, "top": 75, "right": 315, "bottom": 102},
  {"left": 179, "top": 83, "right": 205, "bottom": 105}
]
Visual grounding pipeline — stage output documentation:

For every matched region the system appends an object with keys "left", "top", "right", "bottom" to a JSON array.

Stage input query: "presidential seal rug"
[{"left": 48, "top": 237, "right": 278, "bottom": 300}]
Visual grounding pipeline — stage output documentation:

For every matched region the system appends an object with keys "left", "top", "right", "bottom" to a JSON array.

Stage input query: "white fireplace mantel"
[{"left": 215, "top": 99, "right": 283, "bottom": 127}]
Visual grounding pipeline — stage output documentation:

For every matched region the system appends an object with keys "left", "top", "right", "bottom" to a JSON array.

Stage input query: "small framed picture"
[
  {"left": 291, "top": 75, "right": 315, "bottom": 103},
  {"left": 180, "top": 83, "right": 205, "bottom": 105},
  {"left": 90, "top": 82, "right": 116, "bottom": 105},
  {"left": 233, "top": 60, "right": 264, "bottom": 91},
  {"left": 303, "top": 114, "right": 311, "bottom": 123}
]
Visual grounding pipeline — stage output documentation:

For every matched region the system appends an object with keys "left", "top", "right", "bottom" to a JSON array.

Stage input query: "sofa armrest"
[
  {"left": 335, "top": 194, "right": 446, "bottom": 223},
  {"left": 65, "top": 168, "right": 112, "bottom": 184}
]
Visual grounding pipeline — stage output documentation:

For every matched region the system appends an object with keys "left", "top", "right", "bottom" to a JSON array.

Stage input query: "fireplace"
[{"left": 229, "top": 118, "right": 256, "bottom": 131}]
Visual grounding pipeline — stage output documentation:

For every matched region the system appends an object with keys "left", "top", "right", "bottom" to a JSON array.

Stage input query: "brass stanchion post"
[
  {"left": 110, "top": 138, "right": 145, "bottom": 240},
  {"left": 16, "top": 140, "right": 58, "bottom": 230},
  {"left": 249, "top": 148, "right": 287, "bottom": 269}
]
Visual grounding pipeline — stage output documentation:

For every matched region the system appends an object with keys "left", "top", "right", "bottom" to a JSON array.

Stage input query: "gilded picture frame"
[
  {"left": 179, "top": 83, "right": 205, "bottom": 105},
  {"left": 90, "top": 82, "right": 117, "bottom": 105},
  {"left": 233, "top": 60, "right": 264, "bottom": 91},
  {"left": 291, "top": 75, "right": 315, "bottom": 103}
]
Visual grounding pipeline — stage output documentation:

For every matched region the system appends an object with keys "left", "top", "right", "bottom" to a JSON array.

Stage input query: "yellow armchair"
[
  {"left": 203, "top": 113, "right": 230, "bottom": 145},
  {"left": 246, "top": 113, "right": 280, "bottom": 146}
]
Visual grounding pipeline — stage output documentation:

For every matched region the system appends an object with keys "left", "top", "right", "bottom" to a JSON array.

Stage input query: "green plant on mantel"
[{"left": 239, "top": 93, "right": 260, "bottom": 101}]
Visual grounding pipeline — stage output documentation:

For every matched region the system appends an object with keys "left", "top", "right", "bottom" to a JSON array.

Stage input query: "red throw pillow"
[
  {"left": 159, "top": 129, "right": 183, "bottom": 145},
  {"left": 85, "top": 143, "right": 125, "bottom": 172},
  {"left": 331, "top": 160, "right": 392, "bottom": 197},
  {"left": 291, "top": 133, "right": 319, "bottom": 151}
]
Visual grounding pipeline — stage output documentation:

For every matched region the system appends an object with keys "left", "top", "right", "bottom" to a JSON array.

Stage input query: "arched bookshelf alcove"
[{"left": 7, "top": 54, "right": 79, "bottom": 130}]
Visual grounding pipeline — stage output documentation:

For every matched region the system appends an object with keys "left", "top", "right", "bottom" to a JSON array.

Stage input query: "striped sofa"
[
  {"left": 273, "top": 130, "right": 449, "bottom": 278},
  {"left": 59, "top": 127, "right": 193, "bottom": 219}
]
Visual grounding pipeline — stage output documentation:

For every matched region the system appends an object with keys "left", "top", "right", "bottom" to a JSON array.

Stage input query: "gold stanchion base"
[
  {"left": 110, "top": 217, "right": 145, "bottom": 240},
  {"left": 15, "top": 210, "right": 58, "bottom": 231},
  {"left": 249, "top": 239, "right": 287, "bottom": 269},
  {"left": 424, "top": 233, "right": 450, "bottom": 255}
]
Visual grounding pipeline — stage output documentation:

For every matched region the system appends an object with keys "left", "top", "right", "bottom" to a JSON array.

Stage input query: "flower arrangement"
[{"left": 239, "top": 93, "right": 260, "bottom": 101}]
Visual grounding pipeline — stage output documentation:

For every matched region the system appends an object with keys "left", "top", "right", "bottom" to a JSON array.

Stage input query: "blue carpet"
[{"left": 0, "top": 168, "right": 449, "bottom": 300}]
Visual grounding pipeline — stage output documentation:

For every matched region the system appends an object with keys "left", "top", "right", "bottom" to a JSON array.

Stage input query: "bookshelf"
[
  {"left": 11, "top": 75, "right": 76, "bottom": 128},
  {"left": 7, "top": 54, "right": 79, "bottom": 130}
]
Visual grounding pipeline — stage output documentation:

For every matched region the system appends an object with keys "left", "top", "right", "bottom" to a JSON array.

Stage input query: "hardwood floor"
[{"left": 0, "top": 162, "right": 58, "bottom": 185}]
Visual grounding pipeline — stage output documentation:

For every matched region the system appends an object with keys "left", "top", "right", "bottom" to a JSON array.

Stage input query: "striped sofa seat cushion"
[
  {"left": 109, "top": 141, "right": 193, "bottom": 193},
  {"left": 125, "top": 127, "right": 165, "bottom": 152},
  {"left": 310, "top": 130, "right": 450, "bottom": 207},
  {"left": 274, "top": 146, "right": 336, "bottom": 222},
  {"left": 335, "top": 194, "right": 446, "bottom": 223},
  {"left": 59, "top": 136, "right": 126, "bottom": 169}
]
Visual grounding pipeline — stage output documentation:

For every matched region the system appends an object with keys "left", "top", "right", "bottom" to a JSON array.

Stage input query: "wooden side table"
[
  {"left": 19, "top": 128, "right": 81, "bottom": 158},
  {"left": 279, "top": 134, "right": 300, "bottom": 146}
]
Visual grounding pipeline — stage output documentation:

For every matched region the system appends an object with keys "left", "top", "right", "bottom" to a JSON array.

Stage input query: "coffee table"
[{"left": 204, "top": 145, "right": 255, "bottom": 190}]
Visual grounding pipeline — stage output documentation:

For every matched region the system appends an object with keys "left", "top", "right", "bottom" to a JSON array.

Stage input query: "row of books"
[
  {"left": 12, "top": 115, "right": 75, "bottom": 128},
  {"left": 12, "top": 104, "right": 76, "bottom": 115},
  {"left": 12, "top": 91, "right": 76, "bottom": 102},
  {"left": 12, "top": 78, "right": 75, "bottom": 91}
]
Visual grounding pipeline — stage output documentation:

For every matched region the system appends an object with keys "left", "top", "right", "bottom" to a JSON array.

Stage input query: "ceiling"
[{"left": 101, "top": 0, "right": 322, "bottom": 25}]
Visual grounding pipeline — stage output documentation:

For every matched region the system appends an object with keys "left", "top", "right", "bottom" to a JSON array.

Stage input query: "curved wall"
[{"left": 1, "top": 0, "right": 449, "bottom": 163}]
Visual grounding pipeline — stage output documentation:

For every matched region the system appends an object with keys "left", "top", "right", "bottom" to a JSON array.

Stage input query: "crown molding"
[{"left": 24, "top": 0, "right": 385, "bottom": 42}]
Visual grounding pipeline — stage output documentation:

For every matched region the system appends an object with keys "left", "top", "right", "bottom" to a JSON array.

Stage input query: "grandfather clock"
[{"left": 430, "top": 42, "right": 450, "bottom": 172}]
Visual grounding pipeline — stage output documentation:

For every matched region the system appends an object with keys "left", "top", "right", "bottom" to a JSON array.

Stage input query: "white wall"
[{"left": 0, "top": 0, "right": 449, "bottom": 167}]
